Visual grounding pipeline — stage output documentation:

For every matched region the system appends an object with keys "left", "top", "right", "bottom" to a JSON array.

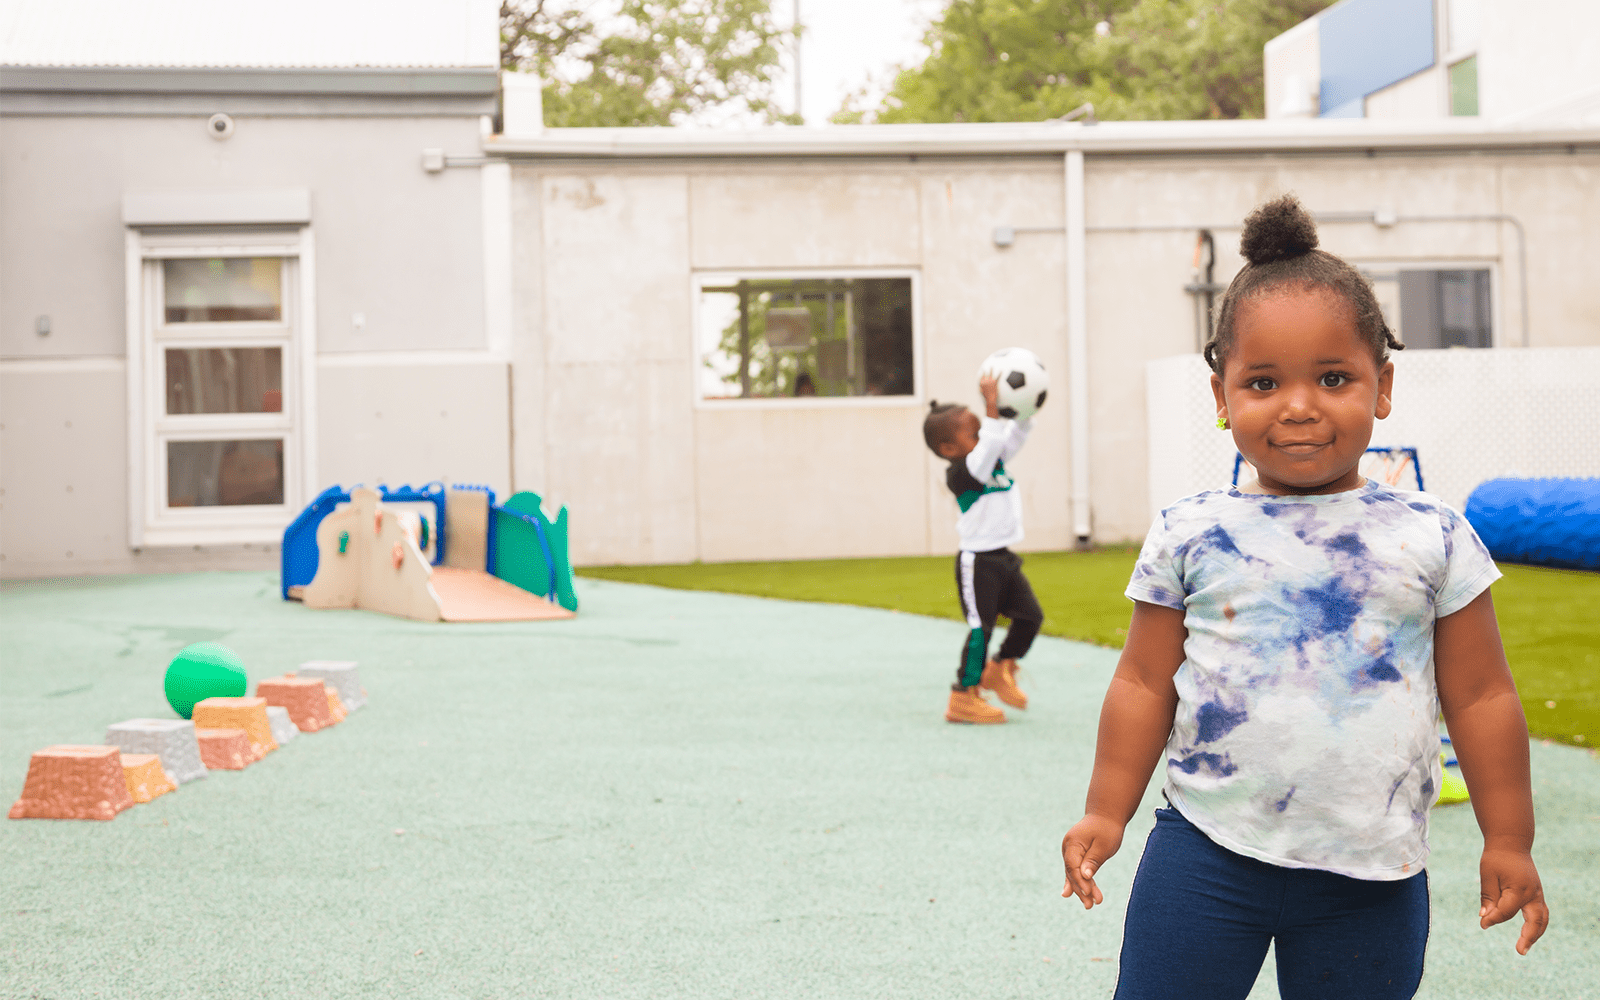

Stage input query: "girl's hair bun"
[{"left": 1239, "top": 194, "right": 1319, "bottom": 266}]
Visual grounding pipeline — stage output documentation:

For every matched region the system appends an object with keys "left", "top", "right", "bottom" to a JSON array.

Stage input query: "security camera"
[{"left": 207, "top": 113, "right": 235, "bottom": 140}]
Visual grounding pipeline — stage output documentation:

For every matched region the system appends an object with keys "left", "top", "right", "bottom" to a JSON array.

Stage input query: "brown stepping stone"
[
  {"left": 8, "top": 745, "right": 134, "bottom": 821},
  {"left": 195, "top": 728, "right": 251, "bottom": 770},
  {"left": 192, "top": 697, "right": 277, "bottom": 761},
  {"left": 327, "top": 687, "right": 348, "bottom": 723},
  {"left": 256, "top": 676, "right": 336, "bottom": 732},
  {"left": 121, "top": 754, "right": 176, "bottom": 804}
]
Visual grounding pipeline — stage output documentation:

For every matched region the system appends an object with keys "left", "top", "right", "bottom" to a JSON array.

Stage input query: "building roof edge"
[{"left": 484, "top": 119, "right": 1600, "bottom": 159}]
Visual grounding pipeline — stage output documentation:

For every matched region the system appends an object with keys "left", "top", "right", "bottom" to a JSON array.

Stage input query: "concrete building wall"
[
  {"left": 507, "top": 147, "right": 1599, "bottom": 564},
  {"left": 0, "top": 112, "right": 503, "bottom": 577},
  {"left": 510, "top": 158, "right": 1077, "bottom": 566}
]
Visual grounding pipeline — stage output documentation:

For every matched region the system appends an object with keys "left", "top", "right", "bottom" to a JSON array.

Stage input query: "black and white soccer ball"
[{"left": 978, "top": 347, "right": 1049, "bottom": 421}]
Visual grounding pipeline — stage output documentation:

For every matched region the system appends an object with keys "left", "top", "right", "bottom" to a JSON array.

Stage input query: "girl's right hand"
[{"left": 1061, "top": 814, "right": 1125, "bottom": 910}]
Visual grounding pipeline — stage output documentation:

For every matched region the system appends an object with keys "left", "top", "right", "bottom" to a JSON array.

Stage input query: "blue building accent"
[{"left": 1319, "top": 0, "right": 1436, "bottom": 117}]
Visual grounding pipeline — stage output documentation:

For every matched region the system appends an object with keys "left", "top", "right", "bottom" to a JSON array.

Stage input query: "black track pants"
[{"left": 953, "top": 547, "right": 1043, "bottom": 688}]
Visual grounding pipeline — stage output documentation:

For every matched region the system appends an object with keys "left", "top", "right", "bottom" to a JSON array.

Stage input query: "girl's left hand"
[{"left": 1479, "top": 847, "right": 1549, "bottom": 954}]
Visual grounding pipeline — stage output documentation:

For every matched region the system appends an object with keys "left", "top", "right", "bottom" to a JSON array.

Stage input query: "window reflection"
[
  {"left": 164, "top": 258, "right": 282, "bottom": 323},
  {"left": 165, "top": 348, "right": 283, "bottom": 414},
  {"left": 167, "top": 439, "right": 284, "bottom": 507}
]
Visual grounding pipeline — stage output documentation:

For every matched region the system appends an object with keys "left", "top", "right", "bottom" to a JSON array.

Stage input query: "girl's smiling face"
[{"left": 1211, "top": 289, "right": 1394, "bottom": 496}]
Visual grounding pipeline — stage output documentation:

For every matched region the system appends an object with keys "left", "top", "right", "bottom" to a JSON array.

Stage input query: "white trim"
[
  {"left": 297, "top": 229, "right": 318, "bottom": 504},
  {"left": 0, "top": 356, "right": 125, "bottom": 374},
  {"left": 483, "top": 118, "right": 1600, "bottom": 160},
  {"left": 1064, "top": 151, "right": 1091, "bottom": 543},
  {"left": 138, "top": 229, "right": 304, "bottom": 257},
  {"left": 123, "top": 189, "right": 311, "bottom": 227},
  {"left": 127, "top": 229, "right": 312, "bottom": 547},
  {"left": 125, "top": 228, "right": 145, "bottom": 548},
  {"left": 689, "top": 267, "right": 923, "bottom": 409},
  {"left": 317, "top": 350, "right": 508, "bottom": 367}
]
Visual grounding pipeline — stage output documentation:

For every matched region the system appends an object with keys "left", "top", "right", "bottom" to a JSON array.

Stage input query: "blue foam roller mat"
[{"left": 1464, "top": 477, "right": 1600, "bottom": 571}]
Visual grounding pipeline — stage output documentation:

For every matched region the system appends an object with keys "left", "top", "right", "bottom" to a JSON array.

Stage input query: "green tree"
[
  {"left": 500, "top": 0, "right": 800, "bottom": 127},
  {"left": 849, "top": 0, "right": 1333, "bottom": 124}
]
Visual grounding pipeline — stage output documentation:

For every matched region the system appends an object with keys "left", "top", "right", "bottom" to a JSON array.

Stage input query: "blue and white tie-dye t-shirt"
[{"left": 1126, "top": 481, "right": 1500, "bottom": 881}]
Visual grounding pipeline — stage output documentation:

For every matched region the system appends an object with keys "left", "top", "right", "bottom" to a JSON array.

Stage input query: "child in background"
[
  {"left": 923, "top": 373, "right": 1044, "bottom": 724},
  {"left": 1060, "top": 195, "right": 1548, "bottom": 999}
]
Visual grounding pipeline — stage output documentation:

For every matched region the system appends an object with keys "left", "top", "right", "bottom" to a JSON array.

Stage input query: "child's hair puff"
[
  {"left": 1205, "top": 194, "right": 1403, "bottom": 375},
  {"left": 924, "top": 400, "right": 965, "bottom": 453}
]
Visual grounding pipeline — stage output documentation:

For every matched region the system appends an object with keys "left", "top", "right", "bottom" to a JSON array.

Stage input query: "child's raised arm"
[
  {"left": 1435, "top": 589, "right": 1550, "bottom": 955},
  {"left": 1061, "top": 600, "right": 1186, "bottom": 910}
]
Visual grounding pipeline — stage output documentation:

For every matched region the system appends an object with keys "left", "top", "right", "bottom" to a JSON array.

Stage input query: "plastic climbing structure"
[{"left": 280, "top": 481, "right": 577, "bottom": 621}]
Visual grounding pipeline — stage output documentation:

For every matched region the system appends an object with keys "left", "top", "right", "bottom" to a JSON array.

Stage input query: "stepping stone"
[
  {"left": 8, "top": 745, "right": 134, "bottom": 821},
  {"left": 255, "top": 676, "right": 336, "bottom": 732},
  {"left": 327, "top": 688, "right": 348, "bottom": 723},
  {"left": 121, "top": 754, "right": 176, "bottom": 804},
  {"left": 298, "top": 661, "right": 365, "bottom": 711},
  {"left": 104, "top": 718, "right": 207, "bottom": 785},
  {"left": 192, "top": 697, "right": 277, "bottom": 761},
  {"left": 265, "top": 706, "right": 298, "bottom": 746},
  {"left": 195, "top": 729, "right": 251, "bottom": 770}
]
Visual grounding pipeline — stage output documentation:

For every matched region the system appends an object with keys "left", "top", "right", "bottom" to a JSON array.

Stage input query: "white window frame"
[
  {"left": 1355, "top": 259, "right": 1500, "bottom": 350},
  {"left": 125, "top": 227, "right": 318, "bottom": 547},
  {"left": 690, "top": 267, "right": 924, "bottom": 410}
]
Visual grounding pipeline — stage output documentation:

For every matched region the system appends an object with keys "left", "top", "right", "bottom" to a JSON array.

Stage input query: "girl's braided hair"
[{"left": 1204, "top": 194, "right": 1403, "bottom": 375}]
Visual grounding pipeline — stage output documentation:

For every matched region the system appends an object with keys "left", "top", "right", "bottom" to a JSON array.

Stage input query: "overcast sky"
[{"left": 784, "top": 0, "right": 945, "bottom": 123}]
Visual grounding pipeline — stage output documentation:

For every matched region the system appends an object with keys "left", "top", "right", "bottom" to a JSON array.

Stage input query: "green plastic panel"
[{"left": 493, "top": 491, "right": 578, "bottom": 613}]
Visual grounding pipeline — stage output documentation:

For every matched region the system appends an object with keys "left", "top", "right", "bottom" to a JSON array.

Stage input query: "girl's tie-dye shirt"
[{"left": 1126, "top": 481, "right": 1500, "bottom": 880}]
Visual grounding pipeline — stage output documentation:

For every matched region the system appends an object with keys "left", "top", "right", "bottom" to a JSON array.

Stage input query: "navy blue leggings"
[{"left": 1114, "top": 808, "right": 1429, "bottom": 1000}]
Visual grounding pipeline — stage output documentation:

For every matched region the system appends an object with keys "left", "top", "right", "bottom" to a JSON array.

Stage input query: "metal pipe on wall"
[{"left": 1064, "top": 150, "right": 1091, "bottom": 546}]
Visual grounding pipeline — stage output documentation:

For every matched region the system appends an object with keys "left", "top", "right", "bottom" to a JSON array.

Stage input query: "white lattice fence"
[{"left": 1145, "top": 347, "right": 1600, "bottom": 519}]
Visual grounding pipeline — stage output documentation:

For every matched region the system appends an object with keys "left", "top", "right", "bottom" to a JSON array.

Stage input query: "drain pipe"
[{"left": 1065, "top": 151, "right": 1091, "bottom": 547}]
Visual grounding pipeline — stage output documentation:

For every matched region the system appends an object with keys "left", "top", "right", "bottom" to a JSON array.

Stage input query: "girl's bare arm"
[
  {"left": 1435, "top": 588, "right": 1550, "bottom": 955},
  {"left": 1061, "top": 600, "right": 1186, "bottom": 909}
]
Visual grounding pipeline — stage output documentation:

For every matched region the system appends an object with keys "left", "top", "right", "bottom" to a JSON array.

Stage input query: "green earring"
[{"left": 1216, "top": 417, "right": 1228, "bottom": 430}]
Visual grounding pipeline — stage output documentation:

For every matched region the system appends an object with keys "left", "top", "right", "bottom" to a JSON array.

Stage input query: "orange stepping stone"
[
  {"left": 121, "top": 753, "right": 176, "bottom": 804},
  {"left": 256, "top": 676, "right": 336, "bottom": 732},
  {"left": 192, "top": 697, "right": 277, "bottom": 761},
  {"left": 8, "top": 745, "right": 134, "bottom": 821},
  {"left": 195, "top": 728, "right": 251, "bottom": 770},
  {"left": 327, "top": 687, "right": 348, "bottom": 723}
]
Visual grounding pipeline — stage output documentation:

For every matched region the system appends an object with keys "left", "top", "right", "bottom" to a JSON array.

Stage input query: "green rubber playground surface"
[
  {"left": 2, "top": 571, "right": 1597, "bottom": 999},
  {"left": 581, "top": 554, "right": 1600, "bottom": 748}
]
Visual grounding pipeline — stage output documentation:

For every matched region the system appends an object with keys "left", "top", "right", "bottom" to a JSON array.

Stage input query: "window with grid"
[{"left": 132, "top": 232, "right": 307, "bottom": 545}]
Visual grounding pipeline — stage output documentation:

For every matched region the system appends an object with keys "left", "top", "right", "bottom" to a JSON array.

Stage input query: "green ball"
[{"left": 164, "top": 642, "right": 247, "bottom": 719}]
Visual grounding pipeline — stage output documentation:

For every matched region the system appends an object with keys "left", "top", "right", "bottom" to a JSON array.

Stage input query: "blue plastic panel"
[
  {"left": 1320, "top": 0, "right": 1435, "bottom": 117},
  {"left": 1465, "top": 478, "right": 1600, "bottom": 571}
]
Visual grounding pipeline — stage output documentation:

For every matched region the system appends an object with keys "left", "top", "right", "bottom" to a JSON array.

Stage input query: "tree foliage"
[
  {"left": 846, "top": 0, "right": 1333, "bottom": 124},
  {"left": 500, "top": 0, "right": 798, "bottom": 127}
]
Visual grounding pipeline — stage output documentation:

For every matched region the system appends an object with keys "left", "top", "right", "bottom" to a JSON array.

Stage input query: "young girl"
[{"left": 1060, "top": 195, "right": 1549, "bottom": 999}]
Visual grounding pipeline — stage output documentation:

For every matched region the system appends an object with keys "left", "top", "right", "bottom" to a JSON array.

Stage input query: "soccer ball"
[{"left": 978, "top": 347, "right": 1050, "bottom": 421}]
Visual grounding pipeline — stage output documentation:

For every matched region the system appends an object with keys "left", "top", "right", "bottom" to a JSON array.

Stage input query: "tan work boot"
[
  {"left": 981, "top": 657, "right": 1028, "bottom": 710},
  {"left": 945, "top": 685, "right": 1006, "bottom": 724}
]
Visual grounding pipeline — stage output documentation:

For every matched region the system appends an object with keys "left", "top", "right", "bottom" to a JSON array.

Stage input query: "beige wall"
[
  {"left": 0, "top": 114, "right": 488, "bottom": 358},
  {"left": 513, "top": 158, "right": 1076, "bottom": 566},
  {"left": 1081, "top": 150, "right": 1599, "bottom": 542},
  {"left": 0, "top": 112, "right": 500, "bottom": 577},
  {"left": 511, "top": 148, "right": 1599, "bottom": 565}
]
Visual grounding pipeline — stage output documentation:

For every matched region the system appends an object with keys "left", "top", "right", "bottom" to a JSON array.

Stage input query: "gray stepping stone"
[
  {"left": 265, "top": 706, "right": 298, "bottom": 746},
  {"left": 298, "top": 660, "right": 365, "bottom": 712},
  {"left": 104, "top": 718, "right": 207, "bottom": 785}
]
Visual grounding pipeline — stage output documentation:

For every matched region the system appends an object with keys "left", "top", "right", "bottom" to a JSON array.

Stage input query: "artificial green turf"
[{"left": 580, "top": 553, "right": 1600, "bottom": 747}]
